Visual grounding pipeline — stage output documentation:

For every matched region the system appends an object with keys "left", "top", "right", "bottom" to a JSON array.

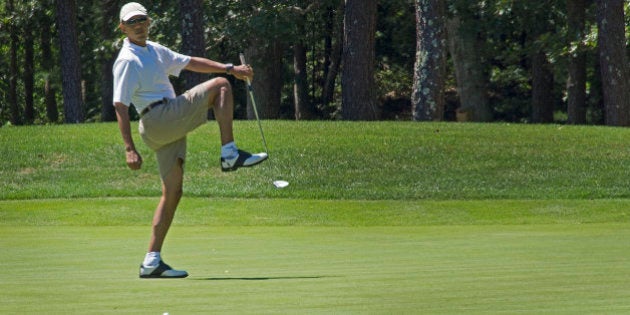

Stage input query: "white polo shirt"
[{"left": 113, "top": 38, "right": 191, "bottom": 114}]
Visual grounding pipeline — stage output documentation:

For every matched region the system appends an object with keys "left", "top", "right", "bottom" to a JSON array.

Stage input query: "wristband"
[{"left": 225, "top": 63, "right": 234, "bottom": 75}]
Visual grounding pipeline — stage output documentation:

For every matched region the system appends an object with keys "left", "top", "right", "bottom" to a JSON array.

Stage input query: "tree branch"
[{"left": 288, "top": 1, "right": 321, "bottom": 16}]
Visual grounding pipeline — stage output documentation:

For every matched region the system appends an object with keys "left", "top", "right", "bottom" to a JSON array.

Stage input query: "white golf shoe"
[
  {"left": 221, "top": 149, "right": 268, "bottom": 172},
  {"left": 139, "top": 260, "right": 188, "bottom": 279}
]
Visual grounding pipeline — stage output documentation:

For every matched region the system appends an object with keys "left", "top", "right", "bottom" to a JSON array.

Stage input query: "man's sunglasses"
[{"left": 123, "top": 16, "right": 148, "bottom": 25}]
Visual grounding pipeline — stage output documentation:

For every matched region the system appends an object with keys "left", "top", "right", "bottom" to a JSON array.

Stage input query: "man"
[{"left": 113, "top": 2, "right": 267, "bottom": 278}]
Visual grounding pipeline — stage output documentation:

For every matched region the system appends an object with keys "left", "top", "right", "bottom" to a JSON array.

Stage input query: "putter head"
[{"left": 273, "top": 180, "right": 289, "bottom": 188}]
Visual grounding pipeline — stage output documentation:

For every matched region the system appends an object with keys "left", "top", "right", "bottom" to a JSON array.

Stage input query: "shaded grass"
[{"left": 3, "top": 122, "right": 630, "bottom": 200}]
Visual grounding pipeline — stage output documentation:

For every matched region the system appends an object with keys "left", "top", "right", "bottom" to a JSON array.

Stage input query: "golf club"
[{"left": 239, "top": 53, "right": 289, "bottom": 189}]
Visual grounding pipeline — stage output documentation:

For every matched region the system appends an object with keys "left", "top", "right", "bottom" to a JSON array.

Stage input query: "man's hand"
[
  {"left": 231, "top": 64, "right": 254, "bottom": 82},
  {"left": 126, "top": 148, "right": 143, "bottom": 170},
  {"left": 114, "top": 102, "right": 142, "bottom": 171}
]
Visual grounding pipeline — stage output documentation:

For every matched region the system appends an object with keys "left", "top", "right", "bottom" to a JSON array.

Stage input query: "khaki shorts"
[{"left": 139, "top": 81, "right": 212, "bottom": 180}]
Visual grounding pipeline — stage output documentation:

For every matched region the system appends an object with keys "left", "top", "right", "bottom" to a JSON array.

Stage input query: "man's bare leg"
[
  {"left": 140, "top": 158, "right": 188, "bottom": 278},
  {"left": 204, "top": 78, "right": 268, "bottom": 171},
  {"left": 148, "top": 158, "right": 184, "bottom": 253},
  {"left": 205, "top": 77, "right": 235, "bottom": 146}
]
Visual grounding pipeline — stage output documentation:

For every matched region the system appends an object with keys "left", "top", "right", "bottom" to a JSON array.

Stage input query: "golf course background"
[{"left": 2, "top": 121, "right": 630, "bottom": 313}]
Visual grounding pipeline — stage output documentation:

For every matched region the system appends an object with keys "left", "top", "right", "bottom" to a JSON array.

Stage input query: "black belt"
[{"left": 140, "top": 100, "right": 164, "bottom": 117}]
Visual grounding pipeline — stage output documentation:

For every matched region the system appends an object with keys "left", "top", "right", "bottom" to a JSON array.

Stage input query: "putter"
[{"left": 239, "top": 53, "right": 289, "bottom": 189}]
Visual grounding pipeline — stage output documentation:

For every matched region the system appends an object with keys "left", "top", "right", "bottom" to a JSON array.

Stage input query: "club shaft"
[{"left": 239, "top": 53, "right": 269, "bottom": 154}]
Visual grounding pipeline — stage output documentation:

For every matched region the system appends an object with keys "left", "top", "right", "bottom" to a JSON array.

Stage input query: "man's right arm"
[{"left": 114, "top": 102, "right": 142, "bottom": 170}]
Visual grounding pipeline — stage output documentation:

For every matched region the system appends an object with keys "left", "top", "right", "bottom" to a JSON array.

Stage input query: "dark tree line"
[{"left": 0, "top": 0, "right": 628, "bottom": 125}]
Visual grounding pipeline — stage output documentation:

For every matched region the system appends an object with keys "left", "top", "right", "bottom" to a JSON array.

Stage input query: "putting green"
[{"left": 1, "top": 225, "right": 630, "bottom": 313}]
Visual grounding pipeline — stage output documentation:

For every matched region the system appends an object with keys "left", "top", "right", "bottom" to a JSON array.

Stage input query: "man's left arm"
[{"left": 185, "top": 57, "right": 253, "bottom": 81}]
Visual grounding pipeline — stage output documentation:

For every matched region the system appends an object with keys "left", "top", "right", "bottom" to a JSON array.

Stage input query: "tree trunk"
[
  {"left": 531, "top": 50, "right": 554, "bottom": 123},
  {"left": 293, "top": 42, "right": 312, "bottom": 120},
  {"left": 290, "top": 1, "right": 322, "bottom": 120},
  {"left": 596, "top": 0, "right": 630, "bottom": 126},
  {"left": 245, "top": 40, "right": 284, "bottom": 119},
  {"left": 8, "top": 0, "right": 21, "bottom": 125},
  {"left": 56, "top": 0, "right": 85, "bottom": 123},
  {"left": 40, "top": 0, "right": 58, "bottom": 123},
  {"left": 100, "top": 0, "right": 118, "bottom": 122},
  {"left": 446, "top": 15, "right": 491, "bottom": 122},
  {"left": 23, "top": 13, "right": 35, "bottom": 124},
  {"left": 322, "top": 0, "right": 345, "bottom": 110},
  {"left": 180, "top": 0, "right": 207, "bottom": 91},
  {"left": 412, "top": 0, "right": 446, "bottom": 121},
  {"left": 566, "top": 0, "right": 587, "bottom": 124},
  {"left": 590, "top": 46, "right": 605, "bottom": 125},
  {"left": 342, "top": 0, "right": 379, "bottom": 120}
]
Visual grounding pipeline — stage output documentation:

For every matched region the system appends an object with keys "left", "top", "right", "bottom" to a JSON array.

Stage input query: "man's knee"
[
  {"left": 169, "top": 187, "right": 184, "bottom": 200},
  {"left": 206, "top": 77, "right": 231, "bottom": 92},
  {"left": 163, "top": 182, "right": 183, "bottom": 200},
  {"left": 162, "top": 159, "right": 184, "bottom": 199}
]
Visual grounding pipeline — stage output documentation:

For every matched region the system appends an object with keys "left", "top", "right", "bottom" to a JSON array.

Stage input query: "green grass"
[
  {"left": 3, "top": 121, "right": 630, "bottom": 200},
  {"left": 2, "top": 121, "right": 630, "bottom": 313},
  {"left": 2, "top": 198, "right": 630, "bottom": 226},
  {"left": 2, "top": 225, "right": 630, "bottom": 313}
]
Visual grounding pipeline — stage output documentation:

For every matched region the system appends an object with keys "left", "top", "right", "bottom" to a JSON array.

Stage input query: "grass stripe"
[
  {"left": 1, "top": 225, "right": 629, "bottom": 313},
  {"left": 1, "top": 198, "right": 630, "bottom": 226}
]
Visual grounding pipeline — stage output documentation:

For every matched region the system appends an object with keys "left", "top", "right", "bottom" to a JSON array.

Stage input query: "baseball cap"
[{"left": 120, "top": 2, "right": 148, "bottom": 22}]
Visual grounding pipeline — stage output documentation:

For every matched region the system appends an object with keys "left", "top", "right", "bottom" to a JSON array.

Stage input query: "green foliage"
[
  {"left": 376, "top": 0, "right": 415, "bottom": 114},
  {"left": 375, "top": 63, "right": 413, "bottom": 96},
  {"left": 0, "top": 1, "right": 625, "bottom": 124}
]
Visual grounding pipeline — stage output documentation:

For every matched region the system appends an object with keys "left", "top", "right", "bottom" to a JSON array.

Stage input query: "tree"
[
  {"left": 596, "top": 0, "right": 630, "bottom": 126},
  {"left": 244, "top": 40, "right": 284, "bottom": 119},
  {"left": 239, "top": 3, "right": 288, "bottom": 119},
  {"left": 288, "top": 1, "right": 322, "bottom": 120},
  {"left": 55, "top": 0, "right": 85, "bottom": 123},
  {"left": 566, "top": 0, "right": 588, "bottom": 124},
  {"left": 8, "top": 0, "right": 21, "bottom": 125},
  {"left": 446, "top": 2, "right": 492, "bottom": 122},
  {"left": 342, "top": 0, "right": 379, "bottom": 120},
  {"left": 529, "top": 2, "right": 556, "bottom": 124},
  {"left": 40, "top": 0, "right": 58, "bottom": 123},
  {"left": 99, "top": 0, "right": 118, "bottom": 122},
  {"left": 0, "top": 0, "right": 625, "bottom": 125},
  {"left": 23, "top": 1, "right": 35, "bottom": 124},
  {"left": 293, "top": 34, "right": 311, "bottom": 120},
  {"left": 530, "top": 49, "right": 554, "bottom": 123},
  {"left": 180, "top": 0, "right": 207, "bottom": 91},
  {"left": 321, "top": 0, "right": 345, "bottom": 114},
  {"left": 412, "top": 0, "right": 446, "bottom": 121}
]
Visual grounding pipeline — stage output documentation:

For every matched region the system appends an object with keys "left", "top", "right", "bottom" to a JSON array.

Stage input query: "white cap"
[{"left": 120, "top": 2, "right": 148, "bottom": 22}]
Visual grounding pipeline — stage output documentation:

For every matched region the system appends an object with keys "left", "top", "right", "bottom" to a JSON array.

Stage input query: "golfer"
[{"left": 113, "top": 2, "right": 267, "bottom": 278}]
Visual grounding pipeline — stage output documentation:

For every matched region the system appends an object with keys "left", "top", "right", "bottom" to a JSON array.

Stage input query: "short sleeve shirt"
[{"left": 113, "top": 38, "right": 191, "bottom": 114}]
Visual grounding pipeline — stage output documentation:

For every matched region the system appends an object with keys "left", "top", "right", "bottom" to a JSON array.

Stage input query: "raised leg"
[{"left": 205, "top": 77, "right": 235, "bottom": 146}]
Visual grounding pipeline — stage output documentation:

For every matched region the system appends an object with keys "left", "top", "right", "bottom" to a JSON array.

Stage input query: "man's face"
[{"left": 120, "top": 15, "right": 150, "bottom": 46}]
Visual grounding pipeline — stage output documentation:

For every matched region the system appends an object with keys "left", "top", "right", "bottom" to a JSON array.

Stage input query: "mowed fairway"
[
  {"left": 2, "top": 122, "right": 630, "bottom": 313},
  {"left": 2, "top": 222, "right": 630, "bottom": 313}
]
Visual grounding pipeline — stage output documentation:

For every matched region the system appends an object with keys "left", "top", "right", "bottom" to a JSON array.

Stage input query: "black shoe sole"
[
  {"left": 139, "top": 274, "right": 189, "bottom": 279},
  {"left": 139, "top": 261, "right": 188, "bottom": 279}
]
